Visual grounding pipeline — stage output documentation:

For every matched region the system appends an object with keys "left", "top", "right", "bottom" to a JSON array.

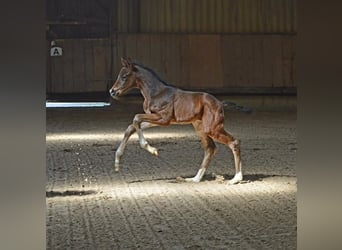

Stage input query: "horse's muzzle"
[{"left": 109, "top": 88, "right": 120, "bottom": 99}]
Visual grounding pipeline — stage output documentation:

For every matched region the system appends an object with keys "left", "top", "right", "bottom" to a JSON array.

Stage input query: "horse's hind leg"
[
  {"left": 185, "top": 121, "right": 217, "bottom": 182},
  {"left": 209, "top": 128, "right": 243, "bottom": 185}
]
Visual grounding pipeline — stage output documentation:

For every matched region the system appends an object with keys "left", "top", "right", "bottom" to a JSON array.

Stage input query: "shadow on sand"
[{"left": 46, "top": 190, "right": 97, "bottom": 198}]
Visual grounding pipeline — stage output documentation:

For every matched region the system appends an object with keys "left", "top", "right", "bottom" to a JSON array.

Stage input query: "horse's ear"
[
  {"left": 121, "top": 57, "right": 134, "bottom": 70},
  {"left": 121, "top": 57, "right": 129, "bottom": 67}
]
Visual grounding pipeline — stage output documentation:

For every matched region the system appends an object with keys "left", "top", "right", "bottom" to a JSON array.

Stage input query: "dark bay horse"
[{"left": 109, "top": 57, "right": 242, "bottom": 184}]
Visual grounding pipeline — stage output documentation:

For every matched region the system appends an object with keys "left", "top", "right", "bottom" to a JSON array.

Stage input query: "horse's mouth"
[{"left": 109, "top": 89, "right": 122, "bottom": 99}]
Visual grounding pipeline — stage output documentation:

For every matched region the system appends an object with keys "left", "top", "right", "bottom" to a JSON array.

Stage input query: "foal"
[{"left": 109, "top": 58, "right": 242, "bottom": 184}]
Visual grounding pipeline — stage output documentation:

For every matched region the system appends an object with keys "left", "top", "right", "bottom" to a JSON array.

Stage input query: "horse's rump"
[{"left": 201, "top": 93, "right": 225, "bottom": 134}]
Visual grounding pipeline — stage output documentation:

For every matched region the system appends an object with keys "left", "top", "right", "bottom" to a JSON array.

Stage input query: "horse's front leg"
[
  {"left": 138, "top": 122, "right": 159, "bottom": 156},
  {"left": 133, "top": 113, "right": 167, "bottom": 156},
  {"left": 115, "top": 124, "right": 136, "bottom": 171},
  {"left": 115, "top": 122, "right": 157, "bottom": 171}
]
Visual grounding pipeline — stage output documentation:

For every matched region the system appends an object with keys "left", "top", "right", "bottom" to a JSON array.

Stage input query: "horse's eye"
[{"left": 121, "top": 75, "right": 128, "bottom": 81}]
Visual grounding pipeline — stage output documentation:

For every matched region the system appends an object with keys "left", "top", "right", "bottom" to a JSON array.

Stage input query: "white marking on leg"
[
  {"left": 186, "top": 168, "right": 206, "bottom": 183},
  {"left": 228, "top": 171, "right": 243, "bottom": 185},
  {"left": 137, "top": 129, "right": 158, "bottom": 156},
  {"left": 114, "top": 139, "right": 127, "bottom": 169}
]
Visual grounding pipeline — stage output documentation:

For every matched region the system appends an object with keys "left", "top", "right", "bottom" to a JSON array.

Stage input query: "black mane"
[{"left": 133, "top": 62, "right": 174, "bottom": 87}]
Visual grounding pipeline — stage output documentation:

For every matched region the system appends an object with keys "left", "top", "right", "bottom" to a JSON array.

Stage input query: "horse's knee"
[
  {"left": 229, "top": 139, "right": 241, "bottom": 152},
  {"left": 124, "top": 124, "right": 135, "bottom": 136},
  {"left": 133, "top": 115, "right": 140, "bottom": 128}
]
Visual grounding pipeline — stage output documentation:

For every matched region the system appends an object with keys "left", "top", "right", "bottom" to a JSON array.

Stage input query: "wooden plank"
[
  {"left": 165, "top": 0, "right": 172, "bottom": 32},
  {"left": 124, "top": 34, "right": 137, "bottom": 60},
  {"left": 281, "top": 36, "right": 295, "bottom": 87},
  {"left": 46, "top": 41, "right": 52, "bottom": 93},
  {"left": 200, "top": 0, "right": 208, "bottom": 32},
  {"left": 139, "top": 0, "right": 146, "bottom": 32},
  {"left": 128, "top": 0, "right": 137, "bottom": 32},
  {"left": 94, "top": 44, "right": 105, "bottom": 80},
  {"left": 72, "top": 39, "right": 86, "bottom": 92},
  {"left": 289, "top": 37, "right": 295, "bottom": 87},
  {"left": 84, "top": 39, "right": 94, "bottom": 92},
  {"left": 117, "top": 34, "right": 127, "bottom": 59},
  {"left": 186, "top": 0, "right": 194, "bottom": 33},
  {"left": 179, "top": 35, "right": 190, "bottom": 88},
  {"left": 179, "top": 0, "right": 187, "bottom": 32},
  {"left": 158, "top": 0, "right": 165, "bottom": 32},
  {"left": 172, "top": 0, "right": 180, "bottom": 33},
  {"left": 136, "top": 34, "right": 150, "bottom": 65},
  {"left": 221, "top": 36, "right": 233, "bottom": 87},
  {"left": 111, "top": 35, "right": 119, "bottom": 80},
  {"left": 147, "top": 0, "right": 155, "bottom": 32},
  {"left": 253, "top": 36, "right": 265, "bottom": 86},
  {"left": 188, "top": 35, "right": 223, "bottom": 89},
  {"left": 262, "top": 37, "right": 274, "bottom": 87},
  {"left": 245, "top": 35, "right": 256, "bottom": 86},
  {"left": 272, "top": 36, "right": 283, "bottom": 87},
  {"left": 159, "top": 35, "right": 168, "bottom": 78},
  {"left": 50, "top": 41, "right": 62, "bottom": 93},
  {"left": 62, "top": 40, "right": 74, "bottom": 92},
  {"left": 103, "top": 40, "right": 111, "bottom": 91},
  {"left": 194, "top": 0, "right": 201, "bottom": 32},
  {"left": 209, "top": 0, "right": 216, "bottom": 33},
  {"left": 234, "top": 36, "right": 243, "bottom": 87},
  {"left": 222, "top": 35, "right": 240, "bottom": 87},
  {"left": 239, "top": 36, "right": 247, "bottom": 86},
  {"left": 163, "top": 35, "right": 178, "bottom": 85},
  {"left": 149, "top": 35, "right": 166, "bottom": 81},
  {"left": 93, "top": 41, "right": 108, "bottom": 91},
  {"left": 145, "top": 0, "right": 152, "bottom": 32},
  {"left": 237, "top": 36, "right": 248, "bottom": 86},
  {"left": 216, "top": 0, "right": 223, "bottom": 33},
  {"left": 50, "top": 58, "right": 58, "bottom": 93}
]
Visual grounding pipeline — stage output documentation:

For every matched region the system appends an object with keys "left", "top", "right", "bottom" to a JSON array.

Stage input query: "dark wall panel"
[
  {"left": 117, "top": 0, "right": 297, "bottom": 34},
  {"left": 47, "top": 39, "right": 110, "bottom": 93}
]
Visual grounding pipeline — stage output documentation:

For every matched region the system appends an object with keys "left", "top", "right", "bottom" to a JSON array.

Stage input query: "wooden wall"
[
  {"left": 47, "top": 34, "right": 295, "bottom": 94},
  {"left": 114, "top": 34, "right": 295, "bottom": 91},
  {"left": 47, "top": 39, "right": 111, "bottom": 93},
  {"left": 46, "top": 0, "right": 296, "bottom": 95},
  {"left": 117, "top": 0, "right": 297, "bottom": 34}
]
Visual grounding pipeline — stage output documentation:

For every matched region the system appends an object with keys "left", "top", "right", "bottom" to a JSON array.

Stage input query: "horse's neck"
[{"left": 137, "top": 72, "right": 167, "bottom": 100}]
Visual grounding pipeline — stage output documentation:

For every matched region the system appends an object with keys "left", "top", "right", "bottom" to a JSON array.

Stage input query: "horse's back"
[{"left": 173, "top": 90, "right": 223, "bottom": 125}]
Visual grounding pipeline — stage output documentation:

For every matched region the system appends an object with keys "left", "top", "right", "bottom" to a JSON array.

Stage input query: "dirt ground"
[{"left": 46, "top": 95, "right": 297, "bottom": 249}]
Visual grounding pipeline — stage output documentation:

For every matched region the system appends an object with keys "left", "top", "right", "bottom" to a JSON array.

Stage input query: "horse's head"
[{"left": 109, "top": 57, "right": 138, "bottom": 99}]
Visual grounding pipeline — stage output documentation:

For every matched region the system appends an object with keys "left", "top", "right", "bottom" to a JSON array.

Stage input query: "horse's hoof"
[
  {"left": 146, "top": 145, "right": 158, "bottom": 156},
  {"left": 185, "top": 177, "right": 200, "bottom": 183},
  {"left": 227, "top": 172, "right": 243, "bottom": 185},
  {"left": 228, "top": 179, "right": 241, "bottom": 185},
  {"left": 114, "top": 164, "right": 120, "bottom": 172}
]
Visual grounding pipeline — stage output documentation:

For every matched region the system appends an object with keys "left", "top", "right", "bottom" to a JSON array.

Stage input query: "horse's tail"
[{"left": 222, "top": 100, "right": 253, "bottom": 113}]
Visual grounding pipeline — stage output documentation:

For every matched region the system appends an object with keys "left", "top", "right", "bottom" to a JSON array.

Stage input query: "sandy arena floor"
[{"left": 46, "top": 95, "right": 297, "bottom": 249}]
